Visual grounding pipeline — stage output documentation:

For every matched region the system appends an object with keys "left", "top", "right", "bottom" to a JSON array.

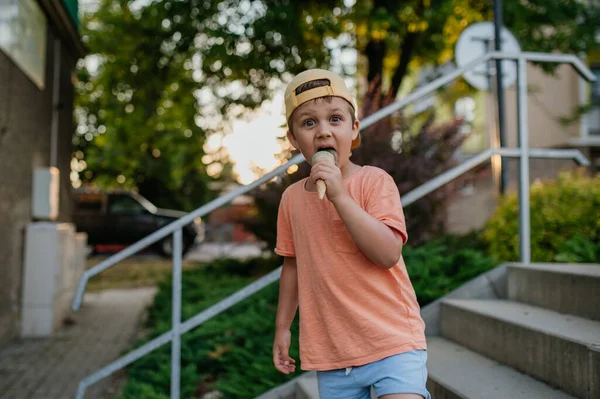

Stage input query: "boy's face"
[{"left": 287, "top": 97, "right": 359, "bottom": 167}]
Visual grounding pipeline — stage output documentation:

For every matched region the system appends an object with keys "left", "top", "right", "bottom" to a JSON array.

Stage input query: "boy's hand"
[
  {"left": 310, "top": 157, "right": 345, "bottom": 202},
  {"left": 273, "top": 329, "right": 296, "bottom": 374}
]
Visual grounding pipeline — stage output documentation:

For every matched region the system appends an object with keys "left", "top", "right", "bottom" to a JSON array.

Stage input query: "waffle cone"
[{"left": 316, "top": 180, "right": 326, "bottom": 200}]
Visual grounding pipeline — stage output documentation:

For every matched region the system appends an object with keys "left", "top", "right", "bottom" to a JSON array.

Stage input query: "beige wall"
[
  {"left": 446, "top": 63, "right": 587, "bottom": 234},
  {"left": 446, "top": 158, "right": 581, "bottom": 235},
  {"left": 446, "top": 173, "right": 497, "bottom": 234},
  {"left": 503, "top": 63, "right": 581, "bottom": 149}
]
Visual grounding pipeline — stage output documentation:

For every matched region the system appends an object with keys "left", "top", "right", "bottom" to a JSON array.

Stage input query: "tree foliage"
[{"left": 75, "top": 0, "right": 600, "bottom": 214}]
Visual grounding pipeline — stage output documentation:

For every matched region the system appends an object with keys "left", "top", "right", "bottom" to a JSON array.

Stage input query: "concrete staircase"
[{"left": 257, "top": 263, "right": 600, "bottom": 399}]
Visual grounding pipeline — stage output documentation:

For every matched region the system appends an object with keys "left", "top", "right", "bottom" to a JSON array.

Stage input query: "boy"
[{"left": 273, "top": 69, "right": 430, "bottom": 399}]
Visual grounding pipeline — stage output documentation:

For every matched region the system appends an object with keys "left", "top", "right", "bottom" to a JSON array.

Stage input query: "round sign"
[{"left": 455, "top": 22, "right": 521, "bottom": 91}]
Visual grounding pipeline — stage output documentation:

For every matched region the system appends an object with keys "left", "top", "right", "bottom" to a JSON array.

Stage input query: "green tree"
[
  {"left": 74, "top": 0, "right": 215, "bottom": 209},
  {"left": 242, "top": 1, "right": 600, "bottom": 245},
  {"left": 75, "top": 0, "right": 600, "bottom": 211},
  {"left": 74, "top": 0, "right": 340, "bottom": 209}
]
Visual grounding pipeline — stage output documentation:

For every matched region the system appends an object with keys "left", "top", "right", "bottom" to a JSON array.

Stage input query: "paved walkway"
[
  {"left": 186, "top": 242, "right": 264, "bottom": 262},
  {"left": 0, "top": 287, "right": 156, "bottom": 399}
]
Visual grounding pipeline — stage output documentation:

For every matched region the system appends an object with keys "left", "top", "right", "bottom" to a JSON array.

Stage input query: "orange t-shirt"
[{"left": 275, "top": 166, "right": 427, "bottom": 371}]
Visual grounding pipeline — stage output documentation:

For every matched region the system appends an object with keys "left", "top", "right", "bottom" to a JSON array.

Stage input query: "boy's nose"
[{"left": 316, "top": 128, "right": 332, "bottom": 138}]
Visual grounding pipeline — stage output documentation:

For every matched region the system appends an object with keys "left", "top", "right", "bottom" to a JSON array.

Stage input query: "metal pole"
[
  {"left": 171, "top": 229, "right": 183, "bottom": 399},
  {"left": 517, "top": 57, "right": 531, "bottom": 264},
  {"left": 493, "top": 0, "right": 507, "bottom": 194}
]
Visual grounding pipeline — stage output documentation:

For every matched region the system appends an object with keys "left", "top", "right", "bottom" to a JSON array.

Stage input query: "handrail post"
[
  {"left": 517, "top": 57, "right": 531, "bottom": 264},
  {"left": 171, "top": 229, "right": 183, "bottom": 399}
]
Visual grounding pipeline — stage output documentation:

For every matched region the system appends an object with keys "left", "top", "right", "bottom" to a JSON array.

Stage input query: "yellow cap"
[{"left": 285, "top": 69, "right": 360, "bottom": 149}]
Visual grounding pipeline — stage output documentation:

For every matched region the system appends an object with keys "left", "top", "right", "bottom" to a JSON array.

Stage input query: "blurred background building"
[{"left": 0, "top": 0, "right": 85, "bottom": 347}]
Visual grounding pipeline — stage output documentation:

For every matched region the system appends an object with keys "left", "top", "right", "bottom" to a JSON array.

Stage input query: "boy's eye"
[
  {"left": 331, "top": 115, "right": 342, "bottom": 122},
  {"left": 303, "top": 119, "right": 315, "bottom": 127}
]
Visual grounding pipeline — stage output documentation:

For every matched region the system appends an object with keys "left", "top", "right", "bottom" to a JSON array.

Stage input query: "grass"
[{"left": 86, "top": 256, "right": 204, "bottom": 292}]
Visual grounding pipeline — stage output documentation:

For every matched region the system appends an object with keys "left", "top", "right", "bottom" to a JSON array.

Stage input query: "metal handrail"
[
  {"left": 401, "top": 148, "right": 589, "bottom": 206},
  {"left": 71, "top": 50, "right": 596, "bottom": 311},
  {"left": 74, "top": 149, "right": 589, "bottom": 398},
  {"left": 73, "top": 51, "right": 596, "bottom": 398}
]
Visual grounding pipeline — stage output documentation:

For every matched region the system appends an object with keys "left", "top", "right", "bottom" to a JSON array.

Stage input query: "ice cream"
[{"left": 311, "top": 150, "right": 337, "bottom": 200}]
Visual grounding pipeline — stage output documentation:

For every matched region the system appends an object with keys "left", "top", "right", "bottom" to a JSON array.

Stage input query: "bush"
[
  {"left": 117, "top": 240, "right": 498, "bottom": 398},
  {"left": 116, "top": 172, "right": 600, "bottom": 398},
  {"left": 118, "top": 256, "right": 299, "bottom": 399},
  {"left": 482, "top": 171, "right": 600, "bottom": 262},
  {"left": 404, "top": 235, "right": 498, "bottom": 306},
  {"left": 555, "top": 235, "right": 600, "bottom": 263}
]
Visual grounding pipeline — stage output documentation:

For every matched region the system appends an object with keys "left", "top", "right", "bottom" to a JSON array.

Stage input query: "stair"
[
  {"left": 428, "top": 263, "right": 600, "bottom": 399},
  {"left": 257, "top": 264, "right": 600, "bottom": 399},
  {"left": 427, "top": 337, "right": 575, "bottom": 399},
  {"left": 439, "top": 299, "right": 600, "bottom": 398},
  {"left": 507, "top": 263, "right": 600, "bottom": 320}
]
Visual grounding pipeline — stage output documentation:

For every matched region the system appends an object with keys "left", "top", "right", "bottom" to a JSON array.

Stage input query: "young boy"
[{"left": 272, "top": 68, "right": 430, "bottom": 399}]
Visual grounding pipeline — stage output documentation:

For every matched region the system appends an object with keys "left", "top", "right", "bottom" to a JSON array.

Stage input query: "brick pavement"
[{"left": 0, "top": 287, "right": 156, "bottom": 399}]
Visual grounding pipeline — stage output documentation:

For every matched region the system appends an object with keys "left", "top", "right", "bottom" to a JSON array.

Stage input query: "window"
[
  {"left": 589, "top": 68, "right": 600, "bottom": 135},
  {"left": 0, "top": 0, "right": 47, "bottom": 89},
  {"left": 74, "top": 194, "right": 104, "bottom": 213},
  {"left": 108, "top": 195, "right": 145, "bottom": 214},
  {"left": 77, "top": 201, "right": 102, "bottom": 211}
]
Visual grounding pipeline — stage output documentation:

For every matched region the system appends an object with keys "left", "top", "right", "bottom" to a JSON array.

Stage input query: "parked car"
[{"left": 72, "top": 190, "right": 204, "bottom": 257}]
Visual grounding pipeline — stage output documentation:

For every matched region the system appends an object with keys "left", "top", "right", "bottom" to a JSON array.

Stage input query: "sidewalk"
[
  {"left": 0, "top": 287, "right": 156, "bottom": 399},
  {"left": 186, "top": 242, "right": 265, "bottom": 262}
]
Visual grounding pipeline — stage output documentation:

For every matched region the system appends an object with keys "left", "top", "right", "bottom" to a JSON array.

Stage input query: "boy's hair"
[{"left": 288, "top": 79, "right": 357, "bottom": 136}]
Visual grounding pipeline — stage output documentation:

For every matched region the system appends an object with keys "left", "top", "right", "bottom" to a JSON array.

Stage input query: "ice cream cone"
[
  {"left": 316, "top": 180, "right": 326, "bottom": 200},
  {"left": 311, "top": 150, "right": 337, "bottom": 200}
]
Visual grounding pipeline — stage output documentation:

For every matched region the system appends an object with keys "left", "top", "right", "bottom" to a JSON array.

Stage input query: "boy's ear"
[
  {"left": 286, "top": 130, "right": 299, "bottom": 150},
  {"left": 352, "top": 119, "right": 360, "bottom": 140}
]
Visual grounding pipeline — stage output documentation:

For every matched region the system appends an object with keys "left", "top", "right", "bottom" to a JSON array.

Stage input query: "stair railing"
[{"left": 72, "top": 51, "right": 596, "bottom": 399}]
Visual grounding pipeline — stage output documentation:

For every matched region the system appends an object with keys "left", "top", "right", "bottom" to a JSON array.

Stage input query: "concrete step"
[
  {"left": 254, "top": 372, "right": 317, "bottom": 399},
  {"left": 427, "top": 337, "right": 575, "bottom": 399},
  {"left": 296, "top": 377, "right": 320, "bottom": 399},
  {"left": 508, "top": 263, "right": 600, "bottom": 320},
  {"left": 440, "top": 299, "right": 600, "bottom": 399},
  {"left": 590, "top": 344, "right": 600, "bottom": 399}
]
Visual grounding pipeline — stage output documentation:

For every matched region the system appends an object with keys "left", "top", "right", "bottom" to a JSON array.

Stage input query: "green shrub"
[
  {"left": 404, "top": 236, "right": 498, "bottom": 306},
  {"left": 203, "top": 255, "right": 282, "bottom": 277},
  {"left": 119, "top": 256, "right": 298, "bottom": 399},
  {"left": 116, "top": 171, "right": 600, "bottom": 398},
  {"left": 117, "top": 242, "right": 498, "bottom": 398},
  {"left": 555, "top": 235, "right": 600, "bottom": 263},
  {"left": 482, "top": 171, "right": 600, "bottom": 262}
]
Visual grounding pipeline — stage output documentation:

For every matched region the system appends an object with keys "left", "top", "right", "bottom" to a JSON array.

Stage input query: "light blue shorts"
[{"left": 316, "top": 350, "right": 431, "bottom": 399}]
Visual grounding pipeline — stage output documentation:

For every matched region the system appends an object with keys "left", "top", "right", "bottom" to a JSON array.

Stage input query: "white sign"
[
  {"left": 455, "top": 22, "right": 521, "bottom": 91},
  {"left": 0, "top": 0, "right": 48, "bottom": 89}
]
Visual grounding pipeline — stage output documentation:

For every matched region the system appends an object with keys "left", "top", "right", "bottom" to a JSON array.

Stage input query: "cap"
[{"left": 284, "top": 69, "right": 360, "bottom": 149}]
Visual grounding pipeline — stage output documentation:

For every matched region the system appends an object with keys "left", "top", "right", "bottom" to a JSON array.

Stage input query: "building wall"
[
  {"left": 0, "top": 30, "right": 76, "bottom": 347},
  {"left": 446, "top": 63, "right": 588, "bottom": 234},
  {"left": 446, "top": 157, "right": 580, "bottom": 235},
  {"left": 504, "top": 63, "right": 581, "bottom": 148}
]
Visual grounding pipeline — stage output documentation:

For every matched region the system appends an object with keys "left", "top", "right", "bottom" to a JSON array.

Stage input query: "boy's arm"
[
  {"left": 273, "top": 256, "right": 298, "bottom": 374},
  {"left": 333, "top": 194, "right": 403, "bottom": 269}
]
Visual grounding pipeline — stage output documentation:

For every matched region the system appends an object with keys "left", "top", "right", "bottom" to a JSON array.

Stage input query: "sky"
[{"left": 218, "top": 93, "right": 288, "bottom": 185}]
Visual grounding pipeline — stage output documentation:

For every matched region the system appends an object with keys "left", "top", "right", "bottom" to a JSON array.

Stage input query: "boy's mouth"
[{"left": 316, "top": 146, "right": 336, "bottom": 153}]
